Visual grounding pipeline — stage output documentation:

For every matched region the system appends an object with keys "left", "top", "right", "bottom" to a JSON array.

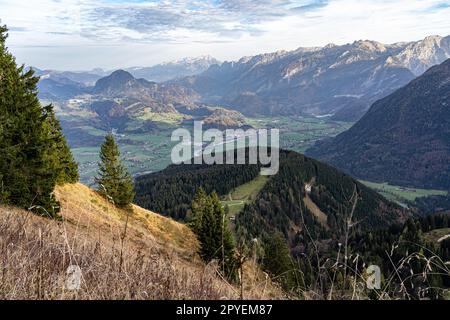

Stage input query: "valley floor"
[{"left": 66, "top": 115, "right": 352, "bottom": 184}]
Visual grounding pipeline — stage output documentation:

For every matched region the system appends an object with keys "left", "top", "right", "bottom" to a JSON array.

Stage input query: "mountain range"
[
  {"left": 48, "top": 69, "right": 249, "bottom": 149},
  {"left": 37, "top": 35, "right": 450, "bottom": 125},
  {"left": 176, "top": 35, "right": 450, "bottom": 121},
  {"left": 307, "top": 58, "right": 450, "bottom": 190},
  {"left": 35, "top": 55, "right": 220, "bottom": 101}
]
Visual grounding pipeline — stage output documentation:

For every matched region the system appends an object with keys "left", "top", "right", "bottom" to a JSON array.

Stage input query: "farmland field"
[
  {"left": 68, "top": 116, "right": 353, "bottom": 183},
  {"left": 360, "top": 180, "right": 448, "bottom": 204},
  {"left": 221, "top": 175, "right": 269, "bottom": 216},
  {"left": 247, "top": 115, "right": 352, "bottom": 153}
]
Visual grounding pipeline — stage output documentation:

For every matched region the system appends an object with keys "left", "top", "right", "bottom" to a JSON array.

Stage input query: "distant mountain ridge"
[
  {"left": 126, "top": 56, "right": 221, "bottom": 82},
  {"left": 36, "top": 37, "right": 450, "bottom": 122},
  {"left": 307, "top": 58, "right": 450, "bottom": 190},
  {"left": 34, "top": 68, "right": 105, "bottom": 86},
  {"left": 176, "top": 35, "right": 450, "bottom": 121},
  {"left": 387, "top": 35, "right": 450, "bottom": 75}
]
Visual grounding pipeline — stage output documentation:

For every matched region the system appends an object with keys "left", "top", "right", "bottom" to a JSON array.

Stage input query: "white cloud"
[{"left": 1, "top": 0, "right": 450, "bottom": 70}]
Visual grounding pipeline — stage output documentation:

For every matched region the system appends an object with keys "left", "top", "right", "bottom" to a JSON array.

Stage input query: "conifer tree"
[
  {"left": 189, "top": 189, "right": 236, "bottom": 279},
  {"left": 189, "top": 187, "right": 208, "bottom": 234},
  {"left": 0, "top": 24, "right": 78, "bottom": 216},
  {"left": 96, "top": 134, "right": 135, "bottom": 207},
  {"left": 263, "top": 232, "right": 296, "bottom": 290},
  {"left": 45, "top": 110, "right": 79, "bottom": 184}
]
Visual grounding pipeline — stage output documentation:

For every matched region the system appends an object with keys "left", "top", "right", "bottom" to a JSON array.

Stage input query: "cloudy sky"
[{"left": 1, "top": 0, "right": 450, "bottom": 70}]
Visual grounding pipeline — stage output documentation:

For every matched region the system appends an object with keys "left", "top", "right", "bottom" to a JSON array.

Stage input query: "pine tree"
[
  {"left": 0, "top": 24, "right": 78, "bottom": 216},
  {"left": 96, "top": 134, "right": 135, "bottom": 207},
  {"left": 189, "top": 189, "right": 237, "bottom": 279},
  {"left": 189, "top": 187, "right": 208, "bottom": 234},
  {"left": 45, "top": 110, "right": 79, "bottom": 184},
  {"left": 263, "top": 232, "right": 296, "bottom": 290},
  {"left": 211, "top": 192, "right": 236, "bottom": 277}
]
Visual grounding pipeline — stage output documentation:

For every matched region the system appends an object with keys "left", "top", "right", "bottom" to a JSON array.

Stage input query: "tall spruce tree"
[
  {"left": 0, "top": 24, "right": 78, "bottom": 216},
  {"left": 96, "top": 134, "right": 135, "bottom": 207},
  {"left": 263, "top": 232, "right": 296, "bottom": 290},
  {"left": 45, "top": 110, "right": 79, "bottom": 185},
  {"left": 189, "top": 189, "right": 236, "bottom": 279}
]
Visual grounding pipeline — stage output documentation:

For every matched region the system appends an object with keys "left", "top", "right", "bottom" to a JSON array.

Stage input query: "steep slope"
[
  {"left": 388, "top": 35, "right": 450, "bottom": 76},
  {"left": 0, "top": 183, "right": 282, "bottom": 299},
  {"left": 307, "top": 59, "right": 450, "bottom": 190},
  {"left": 178, "top": 35, "right": 450, "bottom": 121}
]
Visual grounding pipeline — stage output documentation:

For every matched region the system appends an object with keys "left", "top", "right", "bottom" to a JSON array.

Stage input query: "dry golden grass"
[
  {"left": 54, "top": 183, "right": 199, "bottom": 258},
  {"left": 0, "top": 183, "right": 284, "bottom": 300}
]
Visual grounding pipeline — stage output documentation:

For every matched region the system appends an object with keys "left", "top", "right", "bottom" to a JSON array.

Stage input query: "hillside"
[
  {"left": 135, "top": 150, "right": 410, "bottom": 236},
  {"left": 307, "top": 59, "right": 450, "bottom": 190},
  {"left": 133, "top": 152, "right": 450, "bottom": 299},
  {"left": 135, "top": 161, "right": 261, "bottom": 220},
  {"left": 0, "top": 183, "right": 282, "bottom": 300}
]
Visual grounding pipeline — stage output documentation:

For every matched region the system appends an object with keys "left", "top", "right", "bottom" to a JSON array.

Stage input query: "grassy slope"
[
  {"left": 54, "top": 183, "right": 198, "bottom": 256},
  {"left": 303, "top": 194, "right": 329, "bottom": 229},
  {"left": 0, "top": 183, "right": 283, "bottom": 300},
  {"left": 222, "top": 175, "right": 269, "bottom": 216}
]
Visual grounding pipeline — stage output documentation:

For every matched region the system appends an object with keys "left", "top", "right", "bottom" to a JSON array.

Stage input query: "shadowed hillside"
[{"left": 307, "top": 59, "right": 450, "bottom": 190}]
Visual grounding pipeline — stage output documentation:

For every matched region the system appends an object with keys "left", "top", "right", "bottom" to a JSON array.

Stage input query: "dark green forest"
[{"left": 135, "top": 157, "right": 261, "bottom": 220}]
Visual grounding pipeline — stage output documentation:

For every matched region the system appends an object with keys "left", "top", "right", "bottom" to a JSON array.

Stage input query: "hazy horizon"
[{"left": 1, "top": 0, "right": 450, "bottom": 71}]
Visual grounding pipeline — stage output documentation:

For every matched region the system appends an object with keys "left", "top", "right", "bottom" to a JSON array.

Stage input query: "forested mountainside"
[
  {"left": 134, "top": 150, "right": 450, "bottom": 298},
  {"left": 135, "top": 149, "right": 409, "bottom": 233},
  {"left": 234, "top": 151, "right": 408, "bottom": 242},
  {"left": 135, "top": 161, "right": 261, "bottom": 220},
  {"left": 307, "top": 59, "right": 450, "bottom": 190}
]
